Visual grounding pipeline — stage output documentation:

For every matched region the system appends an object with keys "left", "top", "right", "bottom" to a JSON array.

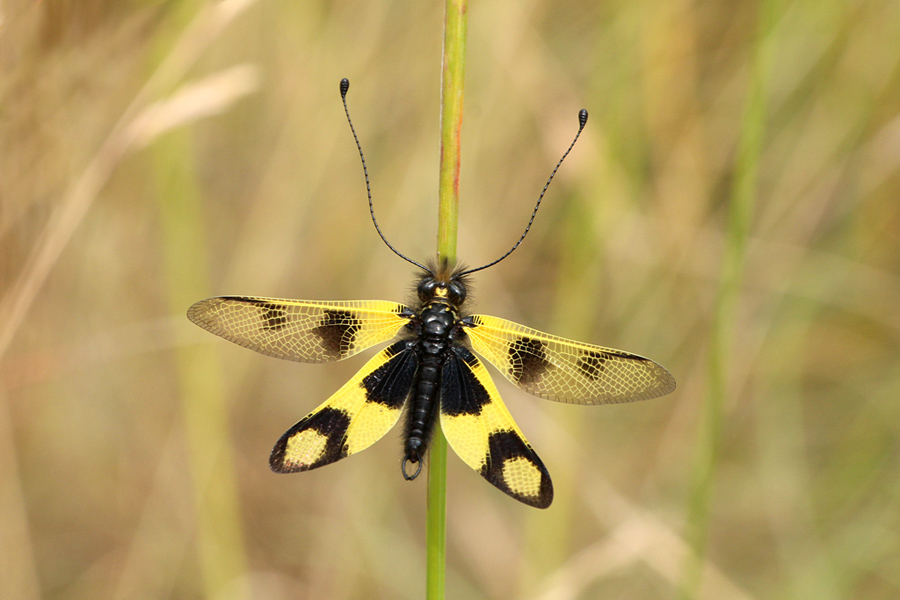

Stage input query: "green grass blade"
[
  {"left": 428, "top": 1, "right": 467, "bottom": 599},
  {"left": 679, "top": 1, "right": 778, "bottom": 597}
]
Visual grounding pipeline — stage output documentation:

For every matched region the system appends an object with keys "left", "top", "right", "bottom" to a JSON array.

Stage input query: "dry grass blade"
[{"left": 0, "top": 0, "right": 258, "bottom": 362}]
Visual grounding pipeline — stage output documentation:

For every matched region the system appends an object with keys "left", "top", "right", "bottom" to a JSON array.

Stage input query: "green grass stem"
[
  {"left": 427, "top": 1, "right": 467, "bottom": 599},
  {"left": 150, "top": 8, "right": 250, "bottom": 597},
  {"left": 678, "top": 1, "right": 777, "bottom": 598},
  {"left": 154, "top": 129, "right": 250, "bottom": 600}
]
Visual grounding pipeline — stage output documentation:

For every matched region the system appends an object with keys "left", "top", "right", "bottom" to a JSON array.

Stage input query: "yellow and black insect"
[{"left": 188, "top": 79, "right": 675, "bottom": 508}]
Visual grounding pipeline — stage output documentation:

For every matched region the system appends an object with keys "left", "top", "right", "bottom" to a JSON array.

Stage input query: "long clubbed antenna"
[
  {"left": 340, "top": 78, "right": 429, "bottom": 272},
  {"left": 459, "top": 109, "right": 589, "bottom": 276}
]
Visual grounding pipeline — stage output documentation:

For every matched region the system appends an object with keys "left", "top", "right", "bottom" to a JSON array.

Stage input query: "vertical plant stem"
[
  {"left": 427, "top": 1, "right": 466, "bottom": 599},
  {"left": 150, "top": 7, "right": 249, "bottom": 599},
  {"left": 437, "top": 0, "right": 467, "bottom": 264},
  {"left": 678, "top": 1, "right": 776, "bottom": 598},
  {"left": 154, "top": 130, "right": 250, "bottom": 600}
]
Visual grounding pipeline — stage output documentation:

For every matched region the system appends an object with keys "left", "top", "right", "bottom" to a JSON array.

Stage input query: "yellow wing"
[
  {"left": 187, "top": 297, "right": 412, "bottom": 363},
  {"left": 270, "top": 340, "right": 417, "bottom": 472},
  {"left": 440, "top": 346, "right": 552, "bottom": 508},
  {"left": 464, "top": 315, "right": 675, "bottom": 405}
]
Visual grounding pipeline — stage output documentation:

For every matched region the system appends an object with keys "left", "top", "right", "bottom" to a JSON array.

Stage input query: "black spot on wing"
[
  {"left": 578, "top": 350, "right": 613, "bottom": 381},
  {"left": 261, "top": 303, "right": 288, "bottom": 331},
  {"left": 481, "top": 430, "right": 553, "bottom": 509},
  {"left": 457, "top": 344, "right": 480, "bottom": 367},
  {"left": 232, "top": 296, "right": 265, "bottom": 304},
  {"left": 508, "top": 337, "right": 550, "bottom": 385},
  {"left": 232, "top": 297, "right": 288, "bottom": 331},
  {"left": 441, "top": 347, "right": 492, "bottom": 417},
  {"left": 578, "top": 349, "right": 653, "bottom": 382},
  {"left": 269, "top": 407, "right": 351, "bottom": 472},
  {"left": 360, "top": 341, "right": 417, "bottom": 410},
  {"left": 312, "top": 309, "right": 362, "bottom": 358}
]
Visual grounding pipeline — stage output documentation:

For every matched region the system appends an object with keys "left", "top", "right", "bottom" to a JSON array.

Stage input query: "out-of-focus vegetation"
[{"left": 2, "top": 1, "right": 899, "bottom": 598}]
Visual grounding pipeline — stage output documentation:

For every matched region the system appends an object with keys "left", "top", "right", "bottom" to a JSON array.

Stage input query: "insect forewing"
[
  {"left": 464, "top": 315, "right": 675, "bottom": 405},
  {"left": 188, "top": 297, "right": 412, "bottom": 363}
]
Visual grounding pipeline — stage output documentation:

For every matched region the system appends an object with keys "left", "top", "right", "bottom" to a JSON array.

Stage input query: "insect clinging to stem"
[{"left": 187, "top": 78, "right": 675, "bottom": 508}]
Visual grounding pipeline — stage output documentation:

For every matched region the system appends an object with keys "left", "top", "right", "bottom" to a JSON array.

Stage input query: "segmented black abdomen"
[
  {"left": 403, "top": 301, "right": 457, "bottom": 477},
  {"left": 404, "top": 353, "right": 442, "bottom": 464}
]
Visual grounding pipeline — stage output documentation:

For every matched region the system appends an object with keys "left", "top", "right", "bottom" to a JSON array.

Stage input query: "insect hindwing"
[
  {"left": 464, "top": 315, "right": 676, "bottom": 404},
  {"left": 440, "top": 346, "right": 552, "bottom": 508},
  {"left": 187, "top": 297, "right": 411, "bottom": 363},
  {"left": 270, "top": 340, "right": 417, "bottom": 472}
]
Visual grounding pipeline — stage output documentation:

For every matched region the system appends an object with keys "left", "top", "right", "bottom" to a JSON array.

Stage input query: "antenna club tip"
[
  {"left": 578, "top": 109, "right": 589, "bottom": 129},
  {"left": 340, "top": 78, "right": 350, "bottom": 98}
]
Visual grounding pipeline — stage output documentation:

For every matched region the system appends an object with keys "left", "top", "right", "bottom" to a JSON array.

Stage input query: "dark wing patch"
[
  {"left": 482, "top": 430, "right": 552, "bottom": 509},
  {"left": 269, "top": 407, "right": 351, "bottom": 471},
  {"left": 464, "top": 315, "right": 676, "bottom": 405},
  {"left": 577, "top": 350, "right": 612, "bottom": 381},
  {"left": 440, "top": 347, "right": 553, "bottom": 508},
  {"left": 270, "top": 341, "right": 416, "bottom": 473},
  {"left": 508, "top": 336, "right": 551, "bottom": 385},
  {"left": 256, "top": 302, "right": 289, "bottom": 331},
  {"left": 311, "top": 309, "right": 362, "bottom": 359},
  {"left": 187, "top": 297, "right": 411, "bottom": 363},
  {"left": 361, "top": 341, "right": 417, "bottom": 409},
  {"left": 440, "top": 347, "right": 492, "bottom": 417}
]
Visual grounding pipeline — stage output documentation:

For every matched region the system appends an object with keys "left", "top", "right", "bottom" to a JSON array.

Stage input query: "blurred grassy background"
[{"left": 2, "top": 0, "right": 900, "bottom": 598}]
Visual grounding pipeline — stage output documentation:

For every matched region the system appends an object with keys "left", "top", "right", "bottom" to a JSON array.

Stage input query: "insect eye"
[
  {"left": 418, "top": 279, "right": 438, "bottom": 301},
  {"left": 447, "top": 281, "right": 467, "bottom": 305}
]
